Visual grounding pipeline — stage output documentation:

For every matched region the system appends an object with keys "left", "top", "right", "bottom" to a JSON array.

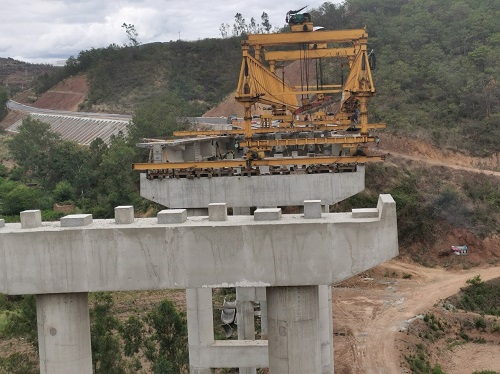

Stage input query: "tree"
[
  {"left": 89, "top": 135, "right": 141, "bottom": 217},
  {"left": 121, "top": 316, "right": 144, "bottom": 357},
  {"left": 219, "top": 23, "right": 230, "bottom": 38},
  {"left": 232, "top": 13, "right": 247, "bottom": 36},
  {"left": 261, "top": 12, "right": 272, "bottom": 33},
  {"left": 1, "top": 185, "right": 49, "bottom": 215},
  {"left": 90, "top": 293, "right": 125, "bottom": 374},
  {"left": 0, "top": 87, "right": 8, "bottom": 121},
  {"left": 144, "top": 300, "right": 188, "bottom": 374},
  {"left": 129, "top": 92, "right": 191, "bottom": 142},
  {"left": 121, "top": 23, "right": 140, "bottom": 47},
  {"left": 8, "top": 116, "right": 92, "bottom": 190},
  {"left": 53, "top": 180, "right": 75, "bottom": 203},
  {"left": 7, "top": 117, "right": 60, "bottom": 184},
  {"left": 248, "top": 17, "right": 257, "bottom": 34}
]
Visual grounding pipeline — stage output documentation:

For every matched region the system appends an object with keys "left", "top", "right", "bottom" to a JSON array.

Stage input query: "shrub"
[
  {"left": 1, "top": 185, "right": 50, "bottom": 215},
  {"left": 53, "top": 181, "right": 75, "bottom": 203},
  {"left": 475, "top": 316, "right": 487, "bottom": 330}
]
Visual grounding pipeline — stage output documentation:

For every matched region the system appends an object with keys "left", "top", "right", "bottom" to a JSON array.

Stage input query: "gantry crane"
[{"left": 133, "top": 8, "right": 385, "bottom": 179}]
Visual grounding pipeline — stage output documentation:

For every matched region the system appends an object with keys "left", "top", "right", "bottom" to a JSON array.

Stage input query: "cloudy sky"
[{"left": 0, "top": 0, "right": 343, "bottom": 65}]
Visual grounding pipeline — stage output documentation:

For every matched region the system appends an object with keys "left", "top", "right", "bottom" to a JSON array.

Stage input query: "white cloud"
[{"left": 0, "top": 0, "right": 343, "bottom": 64}]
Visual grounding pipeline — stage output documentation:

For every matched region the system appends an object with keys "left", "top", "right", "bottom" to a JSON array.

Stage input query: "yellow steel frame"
[
  {"left": 172, "top": 123, "right": 386, "bottom": 138},
  {"left": 132, "top": 155, "right": 384, "bottom": 171},
  {"left": 244, "top": 29, "right": 368, "bottom": 46},
  {"left": 135, "top": 21, "right": 384, "bottom": 173},
  {"left": 240, "top": 135, "right": 374, "bottom": 148},
  {"left": 235, "top": 53, "right": 299, "bottom": 110}
]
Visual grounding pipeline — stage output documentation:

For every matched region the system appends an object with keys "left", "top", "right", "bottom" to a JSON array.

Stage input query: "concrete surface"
[
  {"left": 36, "top": 293, "right": 92, "bottom": 374},
  {"left": 139, "top": 166, "right": 365, "bottom": 208},
  {"left": 267, "top": 286, "right": 321, "bottom": 373},
  {"left": 0, "top": 195, "right": 397, "bottom": 295},
  {"left": 114, "top": 206, "right": 134, "bottom": 224}
]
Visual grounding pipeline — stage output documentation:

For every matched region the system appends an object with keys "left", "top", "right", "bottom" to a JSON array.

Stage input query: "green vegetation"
[
  {"left": 75, "top": 37, "right": 241, "bottom": 115},
  {"left": 331, "top": 0, "right": 500, "bottom": 156},
  {"left": 0, "top": 293, "right": 189, "bottom": 373},
  {"left": 0, "top": 353, "right": 38, "bottom": 374},
  {"left": 422, "top": 313, "right": 446, "bottom": 341},
  {"left": 455, "top": 276, "right": 500, "bottom": 316},
  {"left": 0, "top": 88, "right": 8, "bottom": 121},
  {"left": 333, "top": 163, "right": 499, "bottom": 256},
  {"left": 405, "top": 343, "right": 445, "bottom": 373},
  {"left": 1, "top": 116, "right": 150, "bottom": 219}
]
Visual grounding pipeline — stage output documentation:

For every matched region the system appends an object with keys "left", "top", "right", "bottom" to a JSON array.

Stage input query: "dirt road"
[{"left": 333, "top": 260, "right": 500, "bottom": 373}]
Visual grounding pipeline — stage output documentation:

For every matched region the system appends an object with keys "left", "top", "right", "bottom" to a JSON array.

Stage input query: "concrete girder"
[{"left": 139, "top": 166, "right": 365, "bottom": 209}]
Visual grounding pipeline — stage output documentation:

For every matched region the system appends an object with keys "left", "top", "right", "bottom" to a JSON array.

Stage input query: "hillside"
[
  {"left": 29, "top": 74, "right": 88, "bottom": 111},
  {"left": 0, "top": 57, "right": 58, "bottom": 96},
  {"left": 5, "top": 0, "right": 496, "bottom": 158}
]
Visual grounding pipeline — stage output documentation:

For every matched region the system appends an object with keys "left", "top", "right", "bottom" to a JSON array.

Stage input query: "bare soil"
[
  {"left": 334, "top": 260, "right": 500, "bottom": 373},
  {"left": 30, "top": 74, "right": 88, "bottom": 111}
]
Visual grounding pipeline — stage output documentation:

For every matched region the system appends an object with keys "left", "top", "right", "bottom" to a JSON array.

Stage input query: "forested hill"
[
  {"left": 6, "top": 0, "right": 499, "bottom": 156},
  {"left": 309, "top": 0, "right": 500, "bottom": 157}
]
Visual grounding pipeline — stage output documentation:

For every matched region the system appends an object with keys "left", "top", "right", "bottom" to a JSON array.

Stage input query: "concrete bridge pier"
[
  {"left": 18, "top": 210, "right": 93, "bottom": 374},
  {"left": 186, "top": 288, "right": 216, "bottom": 374},
  {"left": 36, "top": 293, "right": 92, "bottom": 374},
  {"left": 267, "top": 286, "right": 321, "bottom": 373},
  {"left": 1, "top": 193, "right": 398, "bottom": 374},
  {"left": 236, "top": 288, "right": 257, "bottom": 374}
]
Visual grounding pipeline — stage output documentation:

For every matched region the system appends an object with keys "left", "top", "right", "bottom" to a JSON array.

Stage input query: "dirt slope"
[
  {"left": 30, "top": 74, "right": 88, "bottom": 111},
  {"left": 1, "top": 75, "right": 89, "bottom": 131},
  {"left": 334, "top": 261, "right": 500, "bottom": 373},
  {"left": 378, "top": 133, "right": 499, "bottom": 175}
]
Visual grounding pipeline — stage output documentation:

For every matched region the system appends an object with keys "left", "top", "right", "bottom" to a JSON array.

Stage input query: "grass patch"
[{"left": 0, "top": 311, "right": 9, "bottom": 337}]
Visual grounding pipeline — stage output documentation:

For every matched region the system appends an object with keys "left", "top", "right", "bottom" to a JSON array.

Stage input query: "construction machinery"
[{"left": 133, "top": 7, "right": 385, "bottom": 179}]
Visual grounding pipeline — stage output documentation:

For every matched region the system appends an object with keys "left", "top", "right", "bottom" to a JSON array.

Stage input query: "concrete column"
[
  {"left": 186, "top": 288, "right": 215, "bottom": 374},
  {"left": 234, "top": 205, "right": 257, "bottom": 374},
  {"left": 267, "top": 286, "right": 321, "bottom": 373},
  {"left": 36, "top": 293, "right": 92, "bottom": 374},
  {"left": 236, "top": 288, "right": 257, "bottom": 374},
  {"left": 318, "top": 285, "right": 334, "bottom": 374},
  {"left": 255, "top": 287, "right": 268, "bottom": 340}
]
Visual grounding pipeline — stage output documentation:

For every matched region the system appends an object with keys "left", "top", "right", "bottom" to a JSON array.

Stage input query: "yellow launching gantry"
[{"left": 133, "top": 8, "right": 385, "bottom": 179}]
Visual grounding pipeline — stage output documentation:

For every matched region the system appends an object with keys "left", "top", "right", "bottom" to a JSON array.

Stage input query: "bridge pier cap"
[{"left": 0, "top": 195, "right": 398, "bottom": 295}]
